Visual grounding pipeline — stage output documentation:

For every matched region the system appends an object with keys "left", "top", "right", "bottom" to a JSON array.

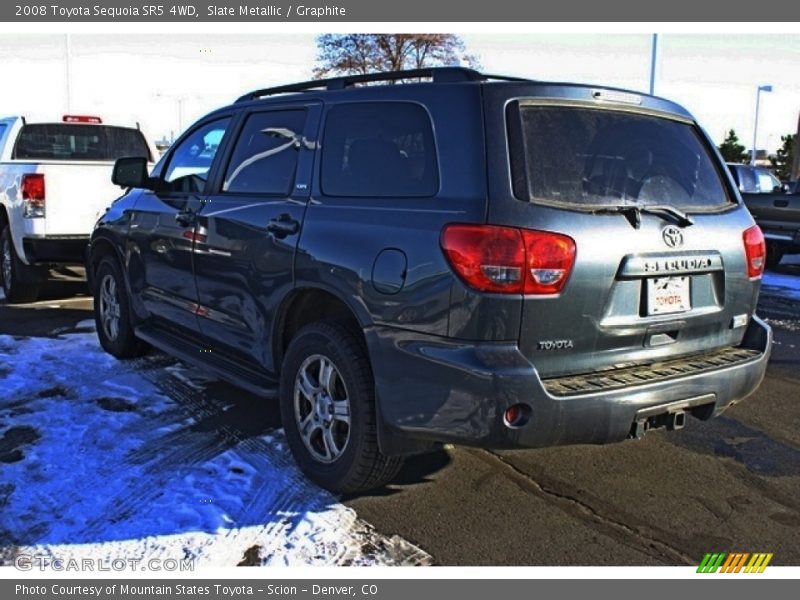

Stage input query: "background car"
[
  {"left": 727, "top": 163, "right": 784, "bottom": 194},
  {"left": 0, "top": 115, "right": 156, "bottom": 302}
]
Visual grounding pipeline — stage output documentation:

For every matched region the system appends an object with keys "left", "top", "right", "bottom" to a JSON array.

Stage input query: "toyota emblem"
[{"left": 662, "top": 225, "right": 684, "bottom": 248}]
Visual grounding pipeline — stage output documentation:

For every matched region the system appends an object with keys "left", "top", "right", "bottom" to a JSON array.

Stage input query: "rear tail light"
[
  {"left": 441, "top": 224, "right": 576, "bottom": 295},
  {"left": 520, "top": 230, "right": 577, "bottom": 294},
  {"left": 743, "top": 225, "right": 766, "bottom": 279},
  {"left": 21, "top": 173, "right": 45, "bottom": 218}
]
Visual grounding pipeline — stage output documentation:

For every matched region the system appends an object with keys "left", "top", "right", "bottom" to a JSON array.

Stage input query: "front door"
[{"left": 128, "top": 116, "right": 232, "bottom": 333}]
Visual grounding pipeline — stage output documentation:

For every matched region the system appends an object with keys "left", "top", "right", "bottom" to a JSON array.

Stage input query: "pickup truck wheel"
[
  {"left": 279, "top": 320, "right": 404, "bottom": 494},
  {"left": 93, "top": 256, "right": 149, "bottom": 358},
  {"left": 0, "top": 226, "right": 40, "bottom": 304},
  {"left": 765, "top": 242, "right": 784, "bottom": 270}
]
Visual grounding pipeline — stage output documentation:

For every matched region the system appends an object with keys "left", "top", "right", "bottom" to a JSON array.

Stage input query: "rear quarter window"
[
  {"left": 507, "top": 103, "right": 731, "bottom": 211},
  {"left": 320, "top": 102, "right": 438, "bottom": 198},
  {"left": 12, "top": 124, "right": 150, "bottom": 161}
]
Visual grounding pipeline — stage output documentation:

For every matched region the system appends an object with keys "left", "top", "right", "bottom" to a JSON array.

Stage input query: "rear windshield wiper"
[{"left": 592, "top": 203, "right": 694, "bottom": 229}]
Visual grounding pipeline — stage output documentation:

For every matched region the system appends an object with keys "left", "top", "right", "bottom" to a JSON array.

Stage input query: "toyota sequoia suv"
[{"left": 89, "top": 68, "right": 772, "bottom": 493}]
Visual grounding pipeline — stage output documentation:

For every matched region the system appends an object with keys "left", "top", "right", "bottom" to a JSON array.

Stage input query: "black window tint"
[
  {"left": 509, "top": 105, "right": 730, "bottom": 210},
  {"left": 321, "top": 102, "right": 438, "bottom": 198},
  {"left": 163, "top": 118, "right": 230, "bottom": 194},
  {"left": 223, "top": 110, "right": 306, "bottom": 195},
  {"left": 13, "top": 124, "right": 150, "bottom": 161}
]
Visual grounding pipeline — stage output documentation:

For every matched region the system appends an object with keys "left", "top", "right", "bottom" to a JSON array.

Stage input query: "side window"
[
  {"left": 321, "top": 102, "right": 438, "bottom": 198},
  {"left": 738, "top": 166, "right": 758, "bottom": 193},
  {"left": 162, "top": 118, "right": 231, "bottom": 193},
  {"left": 0, "top": 124, "right": 7, "bottom": 148},
  {"left": 222, "top": 110, "right": 306, "bottom": 195},
  {"left": 756, "top": 169, "right": 780, "bottom": 193}
]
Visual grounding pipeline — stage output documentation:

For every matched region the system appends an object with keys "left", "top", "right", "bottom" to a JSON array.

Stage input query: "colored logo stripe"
[
  {"left": 697, "top": 553, "right": 726, "bottom": 573},
  {"left": 697, "top": 552, "right": 773, "bottom": 573},
  {"left": 745, "top": 553, "right": 773, "bottom": 573}
]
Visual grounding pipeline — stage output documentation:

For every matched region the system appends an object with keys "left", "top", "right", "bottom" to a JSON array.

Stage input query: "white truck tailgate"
[{"left": 39, "top": 162, "right": 122, "bottom": 236}]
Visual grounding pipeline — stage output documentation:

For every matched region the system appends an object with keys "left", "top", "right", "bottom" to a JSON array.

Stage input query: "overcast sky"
[{"left": 0, "top": 33, "right": 797, "bottom": 153}]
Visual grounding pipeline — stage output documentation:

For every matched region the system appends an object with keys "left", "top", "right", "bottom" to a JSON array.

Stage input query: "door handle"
[
  {"left": 266, "top": 214, "right": 300, "bottom": 238},
  {"left": 774, "top": 200, "right": 789, "bottom": 208},
  {"left": 175, "top": 209, "right": 196, "bottom": 228}
]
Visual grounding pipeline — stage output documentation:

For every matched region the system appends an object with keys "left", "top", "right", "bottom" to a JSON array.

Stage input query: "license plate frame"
[{"left": 646, "top": 276, "right": 691, "bottom": 316}]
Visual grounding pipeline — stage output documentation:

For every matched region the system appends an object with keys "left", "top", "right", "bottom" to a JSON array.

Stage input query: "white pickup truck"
[{"left": 0, "top": 115, "right": 155, "bottom": 303}]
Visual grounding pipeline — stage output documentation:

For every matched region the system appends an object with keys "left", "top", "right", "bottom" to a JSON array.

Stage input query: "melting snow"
[{"left": 0, "top": 327, "right": 430, "bottom": 568}]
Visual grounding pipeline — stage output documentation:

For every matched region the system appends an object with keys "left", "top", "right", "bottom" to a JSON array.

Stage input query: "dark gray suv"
[{"left": 89, "top": 68, "right": 772, "bottom": 493}]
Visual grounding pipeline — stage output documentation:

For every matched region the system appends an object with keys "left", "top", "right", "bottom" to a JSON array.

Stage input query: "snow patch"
[{"left": 0, "top": 330, "right": 430, "bottom": 567}]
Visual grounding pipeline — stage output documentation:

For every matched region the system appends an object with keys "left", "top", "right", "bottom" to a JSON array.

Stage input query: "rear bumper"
[
  {"left": 22, "top": 236, "right": 90, "bottom": 264},
  {"left": 366, "top": 316, "right": 772, "bottom": 449}
]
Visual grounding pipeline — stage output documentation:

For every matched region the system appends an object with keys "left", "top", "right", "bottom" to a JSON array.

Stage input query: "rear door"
[
  {"left": 192, "top": 102, "right": 320, "bottom": 369},
  {"left": 743, "top": 192, "right": 800, "bottom": 244},
  {"left": 127, "top": 116, "right": 233, "bottom": 333},
  {"left": 487, "top": 90, "right": 759, "bottom": 379}
]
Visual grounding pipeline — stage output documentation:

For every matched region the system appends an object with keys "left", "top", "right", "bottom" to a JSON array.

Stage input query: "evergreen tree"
[
  {"left": 770, "top": 134, "right": 796, "bottom": 181},
  {"left": 717, "top": 129, "right": 748, "bottom": 163}
]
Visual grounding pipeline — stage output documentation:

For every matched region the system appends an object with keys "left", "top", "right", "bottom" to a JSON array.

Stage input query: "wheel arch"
[
  {"left": 272, "top": 285, "right": 369, "bottom": 373},
  {"left": 272, "top": 284, "right": 431, "bottom": 457},
  {"left": 87, "top": 234, "right": 125, "bottom": 291}
]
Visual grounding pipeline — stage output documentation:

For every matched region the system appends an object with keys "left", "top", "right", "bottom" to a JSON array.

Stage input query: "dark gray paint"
[{"left": 90, "top": 72, "right": 772, "bottom": 454}]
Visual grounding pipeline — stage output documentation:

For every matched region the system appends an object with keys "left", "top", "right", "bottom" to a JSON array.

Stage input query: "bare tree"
[{"left": 313, "top": 34, "right": 479, "bottom": 79}]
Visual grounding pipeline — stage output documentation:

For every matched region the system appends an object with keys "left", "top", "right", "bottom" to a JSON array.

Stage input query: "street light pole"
[
  {"left": 64, "top": 34, "right": 72, "bottom": 114},
  {"left": 155, "top": 93, "right": 195, "bottom": 140},
  {"left": 751, "top": 84, "right": 773, "bottom": 166}
]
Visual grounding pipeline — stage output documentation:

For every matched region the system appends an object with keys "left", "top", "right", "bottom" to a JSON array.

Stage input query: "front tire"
[
  {"left": 0, "top": 226, "right": 40, "bottom": 304},
  {"left": 279, "top": 320, "right": 403, "bottom": 494},
  {"left": 93, "top": 255, "right": 149, "bottom": 358}
]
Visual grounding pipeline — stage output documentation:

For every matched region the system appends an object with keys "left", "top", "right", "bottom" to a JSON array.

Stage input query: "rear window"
[
  {"left": 321, "top": 102, "right": 438, "bottom": 198},
  {"left": 508, "top": 104, "right": 730, "bottom": 210},
  {"left": 13, "top": 124, "right": 150, "bottom": 161}
]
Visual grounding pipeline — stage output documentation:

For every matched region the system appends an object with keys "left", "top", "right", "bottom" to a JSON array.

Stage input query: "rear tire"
[
  {"left": 0, "top": 226, "right": 40, "bottom": 304},
  {"left": 279, "top": 320, "right": 404, "bottom": 494},
  {"left": 93, "top": 255, "right": 149, "bottom": 359}
]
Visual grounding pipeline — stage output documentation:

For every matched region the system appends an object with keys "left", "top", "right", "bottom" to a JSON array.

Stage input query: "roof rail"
[{"left": 235, "top": 67, "right": 523, "bottom": 103}]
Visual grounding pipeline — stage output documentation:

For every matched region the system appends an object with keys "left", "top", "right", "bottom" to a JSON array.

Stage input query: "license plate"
[{"left": 646, "top": 276, "right": 691, "bottom": 315}]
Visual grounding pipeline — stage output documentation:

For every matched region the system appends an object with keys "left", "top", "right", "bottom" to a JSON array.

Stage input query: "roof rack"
[{"left": 235, "top": 67, "right": 529, "bottom": 103}]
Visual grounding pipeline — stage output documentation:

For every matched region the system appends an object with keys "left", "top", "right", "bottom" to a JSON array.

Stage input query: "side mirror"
[{"left": 112, "top": 156, "right": 152, "bottom": 189}]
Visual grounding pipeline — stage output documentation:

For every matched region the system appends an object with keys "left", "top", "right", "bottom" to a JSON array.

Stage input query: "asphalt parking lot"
[{"left": 1, "top": 270, "right": 798, "bottom": 566}]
